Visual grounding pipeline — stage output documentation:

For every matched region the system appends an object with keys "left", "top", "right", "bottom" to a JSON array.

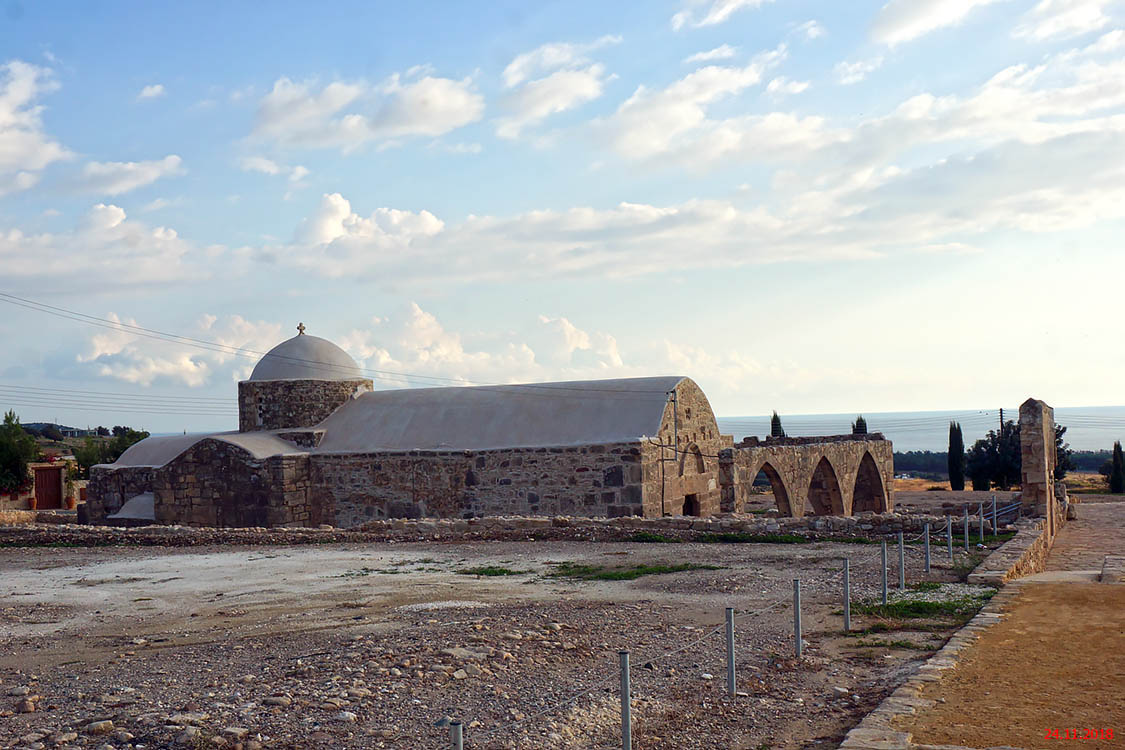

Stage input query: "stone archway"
[
  {"left": 807, "top": 456, "right": 844, "bottom": 516},
  {"left": 679, "top": 444, "right": 706, "bottom": 477},
  {"left": 756, "top": 462, "right": 793, "bottom": 517},
  {"left": 852, "top": 452, "right": 885, "bottom": 513}
]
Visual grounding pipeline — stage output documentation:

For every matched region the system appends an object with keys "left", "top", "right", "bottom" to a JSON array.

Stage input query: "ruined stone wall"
[
  {"left": 311, "top": 443, "right": 648, "bottom": 528},
  {"left": 237, "top": 378, "right": 373, "bottom": 432},
  {"left": 153, "top": 439, "right": 314, "bottom": 527},
  {"left": 1019, "top": 398, "right": 1056, "bottom": 521},
  {"left": 86, "top": 466, "right": 154, "bottom": 522},
  {"left": 721, "top": 436, "right": 894, "bottom": 517}
]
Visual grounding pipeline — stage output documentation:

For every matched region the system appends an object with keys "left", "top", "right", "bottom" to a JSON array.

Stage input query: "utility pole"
[{"left": 667, "top": 389, "right": 679, "bottom": 458}]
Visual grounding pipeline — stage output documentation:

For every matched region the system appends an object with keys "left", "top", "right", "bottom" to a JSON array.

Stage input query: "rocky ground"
[{"left": 0, "top": 533, "right": 1008, "bottom": 749}]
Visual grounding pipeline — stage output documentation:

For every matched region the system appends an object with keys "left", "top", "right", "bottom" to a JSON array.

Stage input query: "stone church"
[{"left": 87, "top": 327, "right": 894, "bottom": 528}]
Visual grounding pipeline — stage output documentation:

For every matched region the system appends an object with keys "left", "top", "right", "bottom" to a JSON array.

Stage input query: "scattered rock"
[{"left": 83, "top": 720, "right": 114, "bottom": 735}]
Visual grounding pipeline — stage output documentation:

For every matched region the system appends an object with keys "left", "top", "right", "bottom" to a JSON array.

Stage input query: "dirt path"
[{"left": 900, "top": 500, "right": 1125, "bottom": 750}]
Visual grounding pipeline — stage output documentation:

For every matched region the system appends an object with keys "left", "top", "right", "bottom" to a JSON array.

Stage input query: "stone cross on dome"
[{"left": 297, "top": 322, "right": 306, "bottom": 335}]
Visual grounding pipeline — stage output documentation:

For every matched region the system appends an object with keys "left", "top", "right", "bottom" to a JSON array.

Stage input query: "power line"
[
  {"left": 0, "top": 292, "right": 672, "bottom": 398},
  {"left": 0, "top": 383, "right": 233, "bottom": 404}
]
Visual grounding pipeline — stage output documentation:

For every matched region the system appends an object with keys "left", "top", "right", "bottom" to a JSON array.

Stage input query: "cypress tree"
[
  {"left": 852, "top": 415, "right": 867, "bottom": 435},
  {"left": 770, "top": 411, "right": 785, "bottom": 438},
  {"left": 1111, "top": 441, "right": 1124, "bottom": 494},
  {"left": 948, "top": 421, "right": 965, "bottom": 491}
]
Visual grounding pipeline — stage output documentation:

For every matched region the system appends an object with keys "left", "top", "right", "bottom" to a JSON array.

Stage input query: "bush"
[{"left": 0, "top": 411, "right": 39, "bottom": 493}]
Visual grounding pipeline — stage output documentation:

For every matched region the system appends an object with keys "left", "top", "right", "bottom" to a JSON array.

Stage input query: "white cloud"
[
  {"left": 336, "top": 304, "right": 627, "bottom": 389},
  {"left": 496, "top": 64, "right": 612, "bottom": 139},
  {"left": 0, "top": 202, "right": 214, "bottom": 290},
  {"left": 496, "top": 37, "right": 621, "bottom": 139},
  {"left": 1085, "top": 28, "right": 1125, "bottom": 52},
  {"left": 73, "top": 155, "right": 184, "bottom": 195},
  {"left": 501, "top": 35, "right": 621, "bottom": 88},
  {"left": 671, "top": 0, "right": 773, "bottom": 30},
  {"left": 1014, "top": 0, "right": 1114, "bottom": 40},
  {"left": 683, "top": 45, "right": 739, "bottom": 64},
  {"left": 599, "top": 45, "right": 787, "bottom": 160},
  {"left": 137, "top": 83, "right": 165, "bottom": 100},
  {"left": 293, "top": 192, "right": 443, "bottom": 247},
  {"left": 835, "top": 57, "right": 885, "bottom": 84},
  {"left": 79, "top": 313, "right": 282, "bottom": 387},
  {"left": 253, "top": 69, "right": 484, "bottom": 151},
  {"left": 141, "top": 198, "right": 170, "bottom": 212},
  {"left": 795, "top": 20, "right": 826, "bottom": 39},
  {"left": 766, "top": 77, "right": 810, "bottom": 95},
  {"left": 238, "top": 155, "right": 310, "bottom": 184},
  {"left": 871, "top": 0, "right": 1003, "bottom": 46},
  {"left": 0, "top": 61, "right": 71, "bottom": 194}
]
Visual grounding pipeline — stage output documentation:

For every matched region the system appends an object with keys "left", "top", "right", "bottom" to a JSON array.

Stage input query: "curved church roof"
[
  {"left": 248, "top": 328, "right": 361, "bottom": 382},
  {"left": 107, "top": 431, "right": 304, "bottom": 468},
  {"left": 313, "top": 376, "right": 687, "bottom": 453}
]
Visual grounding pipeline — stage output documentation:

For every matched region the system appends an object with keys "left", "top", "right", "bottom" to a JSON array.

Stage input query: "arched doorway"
[
  {"left": 753, "top": 462, "right": 792, "bottom": 516},
  {"left": 678, "top": 444, "right": 706, "bottom": 516},
  {"left": 852, "top": 452, "right": 886, "bottom": 513},
  {"left": 807, "top": 456, "right": 844, "bottom": 516}
]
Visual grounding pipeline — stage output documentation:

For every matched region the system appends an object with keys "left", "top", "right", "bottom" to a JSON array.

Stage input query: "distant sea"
[{"left": 717, "top": 406, "right": 1125, "bottom": 453}]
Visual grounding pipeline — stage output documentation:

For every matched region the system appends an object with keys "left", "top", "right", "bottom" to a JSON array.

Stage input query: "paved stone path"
[{"left": 896, "top": 499, "right": 1125, "bottom": 750}]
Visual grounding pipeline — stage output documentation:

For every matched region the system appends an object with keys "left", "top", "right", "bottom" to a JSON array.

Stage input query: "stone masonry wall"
[
  {"left": 153, "top": 439, "right": 314, "bottom": 527},
  {"left": 238, "top": 378, "right": 373, "bottom": 432},
  {"left": 721, "top": 436, "right": 895, "bottom": 517},
  {"left": 1019, "top": 398, "right": 1056, "bottom": 523},
  {"left": 312, "top": 443, "right": 647, "bottom": 528},
  {"left": 642, "top": 378, "right": 732, "bottom": 517},
  {"left": 86, "top": 466, "right": 154, "bottom": 522}
]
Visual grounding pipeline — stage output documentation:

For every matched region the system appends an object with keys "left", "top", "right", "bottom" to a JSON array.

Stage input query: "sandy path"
[{"left": 900, "top": 500, "right": 1125, "bottom": 750}]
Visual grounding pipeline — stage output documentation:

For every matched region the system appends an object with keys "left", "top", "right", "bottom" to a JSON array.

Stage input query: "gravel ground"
[{"left": 0, "top": 537, "right": 1002, "bottom": 749}]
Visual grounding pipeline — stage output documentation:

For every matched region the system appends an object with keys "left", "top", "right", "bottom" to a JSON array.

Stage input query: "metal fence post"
[
  {"left": 725, "top": 607, "right": 736, "bottom": 698},
  {"left": 897, "top": 531, "right": 906, "bottom": 590},
  {"left": 619, "top": 650, "right": 631, "bottom": 750},
  {"left": 946, "top": 515, "right": 953, "bottom": 562},
  {"left": 793, "top": 579, "right": 803, "bottom": 657},
  {"left": 923, "top": 522, "right": 931, "bottom": 573},
  {"left": 843, "top": 558, "right": 851, "bottom": 632},
  {"left": 880, "top": 539, "right": 888, "bottom": 605},
  {"left": 978, "top": 501, "right": 985, "bottom": 543},
  {"left": 963, "top": 506, "right": 969, "bottom": 552},
  {"left": 450, "top": 721, "right": 463, "bottom": 750},
  {"left": 992, "top": 495, "right": 998, "bottom": 534}
]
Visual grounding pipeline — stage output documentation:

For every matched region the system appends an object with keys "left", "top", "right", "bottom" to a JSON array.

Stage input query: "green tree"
[
  {"left": 852, "top": 415, "right": 867, "bottom": 435},
  {"left": 41, "top": 424, "right": 64, "bottom": 441},
  {"left": 0, "top": 410, "right": 39, "bottom": 493},
  {"left": 1110, "top": 442, "right": 1124, "bottom": 494},
  {"left": 965, "top": 420, "right": 1021, "bottom": 491},
  {"left": 948, "top": 421, "right": 965, "bottom": 491},
  {"left": 770, "top": 411, "right": 785, "bottom": 438},
  {"left": 72, "top": 437, "right": 110, "bottom": 478},
  {"left": 1053, "top": 424, "right": 1075, "bottom": 481}
]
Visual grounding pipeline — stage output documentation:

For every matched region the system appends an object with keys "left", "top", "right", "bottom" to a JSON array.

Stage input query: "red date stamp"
[{"left": 1045, "top": 728, "right": 1114, "bottom": 741}]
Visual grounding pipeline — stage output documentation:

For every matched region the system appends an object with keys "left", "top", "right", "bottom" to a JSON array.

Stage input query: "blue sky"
[{"left": 2, "top": 0, "right": 1124, "bottom": 435}]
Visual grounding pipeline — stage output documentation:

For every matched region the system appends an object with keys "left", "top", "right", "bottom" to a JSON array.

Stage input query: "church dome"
[{"left": 248, "top": 325, "right": 361, "bottom": 381}]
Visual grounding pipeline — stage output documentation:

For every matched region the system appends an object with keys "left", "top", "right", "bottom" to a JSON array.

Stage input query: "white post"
[
  {"left": 793, "top": 579, "right": 803, "bottom": 657},
  {"left": 898, "top": 531, "right": 906, "bottom": 590},
  {"left": 725, "top": 607, "right": 736, "bottom": 697},
  {"left": 619, "top": 651, "right": 631, "bottom": 750},
  {"left": 880, "top": 539, "right": 888, "bottom": 605},
  {"left": 923, "top": 522, "right": 931, "bottom": 573},
  {"left": 843, "top": 558, "right": 851, "bottom": 632}
]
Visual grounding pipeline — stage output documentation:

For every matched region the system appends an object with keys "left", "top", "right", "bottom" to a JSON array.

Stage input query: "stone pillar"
[
  {"left": 718, "top": 449, "right": 737, "bottom": 513},
  {"left": 1019, "top": 398, "right": 1056, "bottom": 531}
]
